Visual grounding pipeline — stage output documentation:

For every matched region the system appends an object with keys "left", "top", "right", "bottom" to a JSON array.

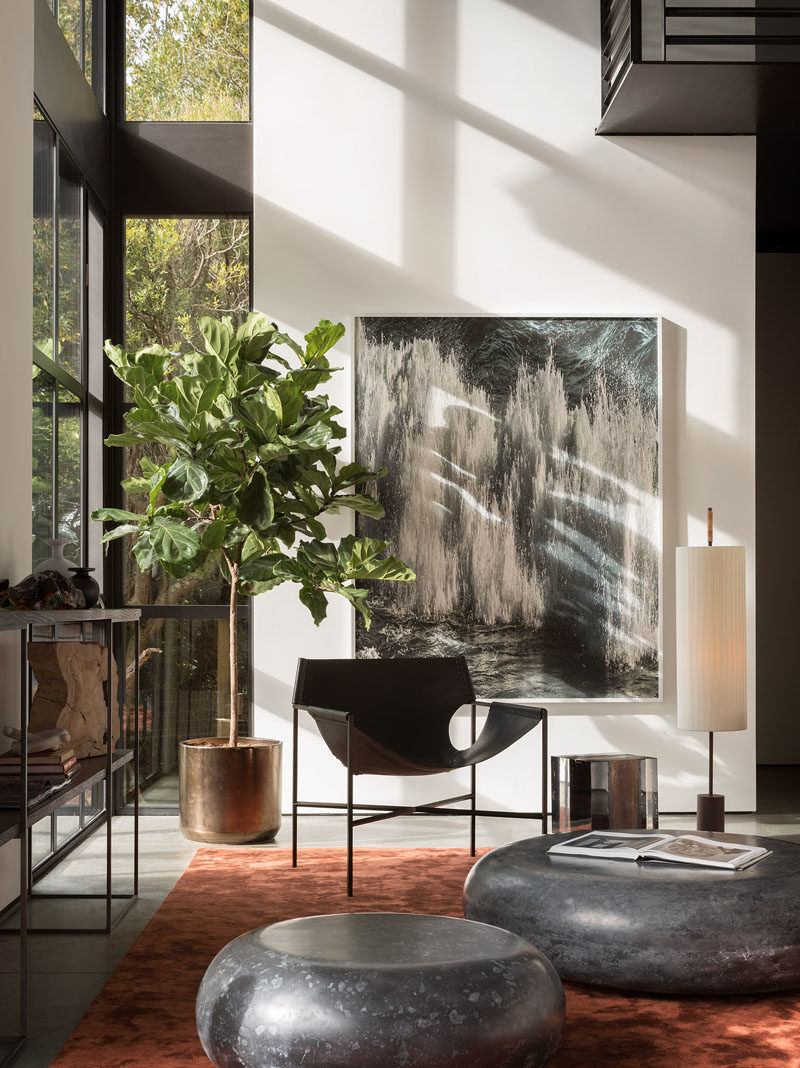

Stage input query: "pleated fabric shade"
[{"left": 675, "top": 545, "right": 746, "bottom": 733}]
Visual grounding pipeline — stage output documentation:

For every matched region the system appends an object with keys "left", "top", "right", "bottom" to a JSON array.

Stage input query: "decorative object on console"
[
  {"left": 196, "top": 912, "right": 565, "bottom": 1068},
  {"left": 2, "top": 725, "right": 71, "bottom": 753},
  {"left": 676, "top": 507, "right": 746, "bottom": 832},
  {"left": 0, "top": 570, "right": 85, "bottom": 610},
  {"left": 93, "top": 313, "right": 414, "bottom": 844},
  {"left": 355, "top": 316, "right": 661, "bottom": 700},
  {"left": 551, "top": 752, "right": 658, "bottom": 832},
  {"left": 34, "top": 538, "right": 76, "bottom": 579},
  {"left": 68, "top": 566, "right": 101, "bottom": 608},
  {"left": 27, "top": 642, "right": 119, "bottom": 758}
]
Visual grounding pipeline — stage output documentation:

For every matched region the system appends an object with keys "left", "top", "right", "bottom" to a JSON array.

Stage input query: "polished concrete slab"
[{"left": 1, "top": 765, "right": 798, "bottom": 1067}]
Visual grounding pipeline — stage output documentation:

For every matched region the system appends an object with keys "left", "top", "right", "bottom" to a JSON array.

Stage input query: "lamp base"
[{"left": 696, "top": 793, "right": 725, "bottom": 833}]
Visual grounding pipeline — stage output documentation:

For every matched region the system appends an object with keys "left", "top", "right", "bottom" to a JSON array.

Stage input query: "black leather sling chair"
[{"left": 292, "top": 656, "right": 548, "bottom": 895}]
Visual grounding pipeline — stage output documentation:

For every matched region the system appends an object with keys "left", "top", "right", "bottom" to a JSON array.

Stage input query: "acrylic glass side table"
[{"left": 551, "top": 753, "right": 658, "bottom": 832}]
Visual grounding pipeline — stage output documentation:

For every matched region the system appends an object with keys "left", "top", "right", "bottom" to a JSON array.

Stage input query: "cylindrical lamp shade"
[{"left": 676, "top": 546, "right": 746, "bottom": 732}]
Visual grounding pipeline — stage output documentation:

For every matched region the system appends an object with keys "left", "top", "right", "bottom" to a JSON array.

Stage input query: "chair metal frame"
[{"left": 292, "top": 698, "right": 548, "bottom": 896}]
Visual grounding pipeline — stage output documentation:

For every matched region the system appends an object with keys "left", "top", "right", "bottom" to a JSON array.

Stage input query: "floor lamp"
[{"left": 676, "top": 509, "right": 746, "bottom": 833}]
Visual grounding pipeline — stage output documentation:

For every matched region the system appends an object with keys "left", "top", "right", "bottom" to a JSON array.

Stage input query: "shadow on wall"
[
  {"left": 253, "top": 197, "right": 483, "bottom": 326},
  {"left": 253, "top": 0, "right": 751, "bottom": 346}
]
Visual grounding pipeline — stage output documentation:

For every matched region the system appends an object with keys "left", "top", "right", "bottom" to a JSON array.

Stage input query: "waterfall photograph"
[{"left": 354, "top": 317, "right": 661, "bottom": 700}]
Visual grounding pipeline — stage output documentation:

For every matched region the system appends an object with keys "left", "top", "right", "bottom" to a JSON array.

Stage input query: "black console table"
[{"left": 0, "top": 608, "right": 141, "bottom": 1066}]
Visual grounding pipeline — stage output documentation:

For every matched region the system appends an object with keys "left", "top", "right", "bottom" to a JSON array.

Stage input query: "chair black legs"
[
  {"left": 292, "top": 703, "right": 549, "bottom": 893},
  {"left": 292, "top": 705, "right": 299, "bottom": 867},
  {"left": 470, "top": 703, "right": 477, "bottom": 856}
]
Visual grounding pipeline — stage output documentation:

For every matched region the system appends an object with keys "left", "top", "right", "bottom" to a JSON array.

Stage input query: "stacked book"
[{"left": 0, "top": 746, "right": 80, "bottom": 784}]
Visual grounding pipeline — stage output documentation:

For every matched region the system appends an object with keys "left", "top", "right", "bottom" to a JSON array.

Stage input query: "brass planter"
[{"left": 179, "top": 738, "right": 282, "bottom": 844}]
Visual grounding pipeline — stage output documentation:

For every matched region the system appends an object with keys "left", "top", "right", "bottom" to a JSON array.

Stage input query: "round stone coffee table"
[
  {"left": 196, "top": 912, "right": 564, "bottom": 1067},
  {"left": 463, "top": 830, "right": 800, "bottom": 995}
]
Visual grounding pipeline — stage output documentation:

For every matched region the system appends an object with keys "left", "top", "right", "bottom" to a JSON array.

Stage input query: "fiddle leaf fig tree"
[{"left": 93, "top": 313, "right": 415, "bottom": 747}]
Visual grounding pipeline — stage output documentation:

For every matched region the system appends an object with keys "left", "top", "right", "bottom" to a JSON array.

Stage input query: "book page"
[
  {"left": 548, "top": 831, "right": 673, "bottom": 858},
  {"left": 642, "top": 835, "right": 765, "bottom": 868}
]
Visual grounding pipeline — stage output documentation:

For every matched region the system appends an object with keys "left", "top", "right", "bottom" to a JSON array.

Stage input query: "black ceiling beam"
[
  {"left": 115, "top": 123, "right": 253, "bottom": 215},
  {"left": 34, "top": 0, "right": 110, "bottom": 206}
]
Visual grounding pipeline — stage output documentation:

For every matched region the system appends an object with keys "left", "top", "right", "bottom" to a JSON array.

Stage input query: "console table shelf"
[
  {"left": 0, "top": 751, "right": 134, "bottom": 848},
  {"left": 0, "top": 607, "right": 141, "bottom": 1066}
]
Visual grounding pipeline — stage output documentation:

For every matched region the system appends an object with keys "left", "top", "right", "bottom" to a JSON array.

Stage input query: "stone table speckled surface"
[
  {"left": 196, "top": 912, "right": 565, "bottom": 1067},
  {"left": 463, "top": 829, "right": 800, "bottom": 994}
]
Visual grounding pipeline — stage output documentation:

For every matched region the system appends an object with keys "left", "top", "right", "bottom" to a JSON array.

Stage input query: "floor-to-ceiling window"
[
  {"left": 31, "top": 100, "right": 107, "bottom": 869},
  {"left": 120, "top": 216, "right": 251, "bottom": 805},
  {"left": 112, "top": 0, "right": 253, "bottom": 809}
]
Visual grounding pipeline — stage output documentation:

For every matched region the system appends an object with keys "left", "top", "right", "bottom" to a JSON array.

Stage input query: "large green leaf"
[
  {"left": 303, "top": 320, "right": 345, "bottom": 366},
  {"left": 162, "top": 457, "right": 209, "bottom": 503},
  {"left": 291, "top": 422, "right": 334, "bottom": 450},
  {"left": 236, "top": 312, "right": 275, "bottom": 341},
  {"left": 132, "top": 531, "right": 156, "bottom": 571},
  {"left": 150, "top": 518, "right": 202, "bottom": 578},
  {"left": 299, "top": 540, "right": 338, "bottom": 571},
  {"left": 274, "top": 379, "right": 303, "bottom": 427},
  {"left": 92, "top": 507, "right": 144, "bottom": 523},
  {"left": 238, "top": 469, "right": 274, "bottom": 531},
  {"left": 182, "top": 350, "right": 227, "bottom": 383},
  {"left": 334, "top": 463, "right": 386, "bottom": 490},
  {"left": 104, "top": 431, "right": 147, "bottom": 448},
  {"left": 332, "top": 494, "right": 385, "bottom": 519},
  {"left": 201, "top": 518, "right": 227, "bottom": 551},
  {"left": 231, "top": 395, "right": 278, "bottom": 445},
  {"left": 126, "top": 406, "right": 189, "bottom": 448},
  {"left": 99, "top": 522, "right": 142, "bottom": 544},
  {"left": 199, "top": 316, "right": 232, "bottom": 362},
  {"left": 299, "top": 585, "right": 329, "bottom": 625},
  {"left": 121, "top": 476, "right": 151, "bottom": 495}
]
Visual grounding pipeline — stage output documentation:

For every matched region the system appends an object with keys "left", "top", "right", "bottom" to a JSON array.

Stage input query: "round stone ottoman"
[
  {"left": 463, "top": 829, "right": 800, "bottom": 995},
  {"left": 196, "top": 912, "right": 565, "bottom": 1067}
]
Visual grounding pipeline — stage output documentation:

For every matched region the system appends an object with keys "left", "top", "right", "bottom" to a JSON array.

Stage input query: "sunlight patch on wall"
[{"left": 253, "top": 19, "right": 404, "bottom": 266}]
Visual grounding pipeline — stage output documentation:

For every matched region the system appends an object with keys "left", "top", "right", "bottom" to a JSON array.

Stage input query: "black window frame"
[{"left": 32, "top": 99, "right": 106, "bottom": 573}]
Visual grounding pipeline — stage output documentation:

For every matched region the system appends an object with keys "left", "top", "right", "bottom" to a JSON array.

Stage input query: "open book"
[{"left": 547, "top": 831, "right": 770, "bottom": 870}]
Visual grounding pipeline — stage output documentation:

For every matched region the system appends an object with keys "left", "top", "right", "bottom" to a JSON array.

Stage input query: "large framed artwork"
[{"left": 354, "top": 317, "right": 661, "bottom": 700}]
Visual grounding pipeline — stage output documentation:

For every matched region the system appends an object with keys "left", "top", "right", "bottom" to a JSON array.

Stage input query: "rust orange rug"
[{"left": 52, "top": 847, "right": 800, "bottom": 1067}]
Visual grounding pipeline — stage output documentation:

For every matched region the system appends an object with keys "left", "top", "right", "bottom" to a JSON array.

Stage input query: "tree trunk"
[{"left": 228, "top": 563, "right": 239, "bottom": 748}]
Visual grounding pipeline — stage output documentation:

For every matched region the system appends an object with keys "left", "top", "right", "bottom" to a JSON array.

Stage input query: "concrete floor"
[{"left": 1, "top": 766, "right": 798, "bottom": 1067}]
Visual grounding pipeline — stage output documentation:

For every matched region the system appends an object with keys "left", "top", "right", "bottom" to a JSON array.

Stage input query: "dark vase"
[{"left": 68, "top": 566, "right": 101, "bottom": 609}]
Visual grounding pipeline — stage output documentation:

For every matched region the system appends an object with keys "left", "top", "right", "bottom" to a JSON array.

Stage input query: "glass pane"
[
  {"left": 33, "top": 106, "right": 55, "bottom": 362},
  {"left": 125, "top": 0, "right": 250, "bottom": 121},
  {"left": 31, "top": 817, "right": 53, "bottom": 869},
  {"left": 122, "top": 616, "right": 249, "bottom": 806},
  {"left": 57, "top": 386, "right": 83, "bottom": 559},
  {"left": 87, "top": 203, "right": 104, "bottom": 400},
  {"left": 58, "top": 0, "right": 83, "bottom": 68},
  {"left": 124, "top": 217, "right": 250, "bottom": 353},
  {"left": 32, "top": 368, "right": 55, "bottom": 567},
  {"left": 84, "top": 0, "right": 93, "bottom": 86},
  {"left": 82, "top": 782, "right": 103, "bottom": 825},
  {"left": 56, "top": 796, "right": 81, "bottom": 847},
  {"left": 57, "top": 166, "right": 83, "bottom": 381}
]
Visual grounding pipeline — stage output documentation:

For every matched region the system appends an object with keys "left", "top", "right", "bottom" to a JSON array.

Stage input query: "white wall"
[
  {"left": 0, "top": 0, "right": 34, "bottom": 906},
  {"left": 252, "top": 0, "right": 756, "bottom": 815}
]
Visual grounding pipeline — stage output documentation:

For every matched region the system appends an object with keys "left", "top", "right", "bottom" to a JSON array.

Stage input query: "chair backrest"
[{"left": 293, "top": 657, "right": 476, "bottom": 773}]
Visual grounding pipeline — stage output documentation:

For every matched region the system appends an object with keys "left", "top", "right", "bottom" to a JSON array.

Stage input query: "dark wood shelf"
[
  {"left": 0, "top": 608, "right": 141, "bottom": 631},
  {"left": 0, "top": 751, "right": 133, "bottom": 847}
]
